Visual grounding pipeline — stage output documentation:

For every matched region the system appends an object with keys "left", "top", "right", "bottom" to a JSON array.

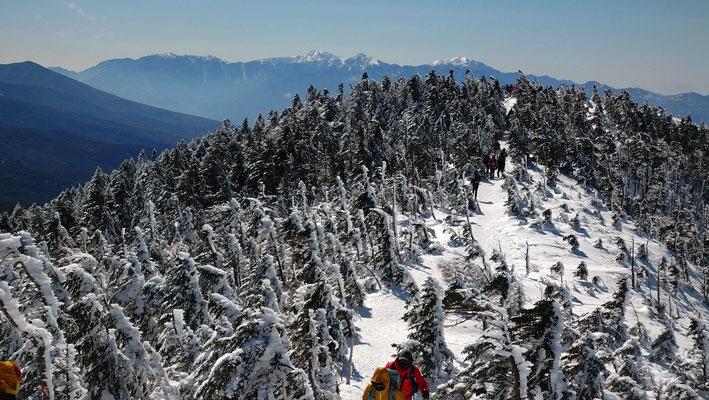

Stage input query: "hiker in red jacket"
[{"left": 385, "top": 350, "right": 430, "bottom": 400}]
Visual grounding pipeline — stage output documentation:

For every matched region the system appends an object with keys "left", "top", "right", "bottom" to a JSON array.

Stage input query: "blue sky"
[{"left": 1, "top": 0, "right": 708, "bottom": 94}]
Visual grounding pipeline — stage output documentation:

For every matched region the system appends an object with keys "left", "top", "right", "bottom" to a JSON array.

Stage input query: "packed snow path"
[
  {"left": 340, "top": 166, "right": 511, "bottom": 399},
  {"left": 341, "top": 156, "right": 706, "bottom": 399}
]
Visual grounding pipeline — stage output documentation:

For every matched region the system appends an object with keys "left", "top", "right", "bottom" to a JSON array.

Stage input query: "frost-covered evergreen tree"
[
  {"left": 65, "top": 293, "right": 145, "bottom": 400},
  {"left": 288, "top": 307, "right": 339, "bottom": 399},
  {"left": 687, "top": 318, "right": 709, "bottom": 390},
  {"left": 292, "top": 219, "right": 325, "bottom": 285},
  {"left": 156, "top": 309, "right": 199, "bottom": 376},
  {"left": 563, "top": 234, "right": 579, "bottom": 252},
  {"left": 289, "top": 281, "right": 352, "bottom": 369},
  {"left": 511, "top": 300, "right": 571, "bottom": 399},
  {"left": 610, "top": 338, "right": 648, "bottom": 395},
  {"left": 650, "top": 326, "right": 678, "bottom": 364},
  {"left": 574, "top": 261, "right": 588, "bottom": 281},
  {"left": 369, "top": 208, "right": 411, "bottom": 289},
  {"left": 82, "top": 167, "right": 111, "bottom": 234},
  {"left": 550, "top": 261, "right": 565, "bottom": 286},
  {"left": 187, "top": 307, "right": 313, "bottom": 400},
  {"left": 0, "top": 252, "right": 58, "bottom": 398},
  {"left": 577, "top": 278, "right": 629, "bottom": 348},
  {"left": 401, "top": 277, "right": 453, "bottom": 382},
  {"left": 434, "top": 293, "right": 530, "bottom": 400},
  {"left": 562, "top": 332, "right": 607, "bottom": 400},
  {"left": 160, "top": 252, "right": 211, "bottom": 330}
]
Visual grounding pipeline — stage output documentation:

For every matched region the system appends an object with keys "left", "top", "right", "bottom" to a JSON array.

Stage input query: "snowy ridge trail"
[
  {"left": 341, "top": 162, "right": 513, "bottom": 399},
  {"left": 339, "top": 288, "right": 410, "bottom": 397},
  {"left": 341, "top": 153, "right": 707, "bottom": 399}
]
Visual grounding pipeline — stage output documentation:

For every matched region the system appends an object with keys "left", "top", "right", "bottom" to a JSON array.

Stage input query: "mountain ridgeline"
[
  {"left": 1, "top": 71, "right": 708, "bottom": 399},
  {"left": 51, "top": 51, "right": 709, "bottom": 124}
]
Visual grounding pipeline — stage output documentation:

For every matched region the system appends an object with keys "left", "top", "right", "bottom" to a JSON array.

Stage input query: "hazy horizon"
[
  {"left": 30, "top": 50, "right": 707, "bottom": 98},
  {"left": 1, "top": 1, "right": 708, "bottom": 95}
]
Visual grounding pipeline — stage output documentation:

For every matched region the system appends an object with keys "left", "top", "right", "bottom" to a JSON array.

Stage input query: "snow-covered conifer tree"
[
  {"left": 562, "top": 332, "right": 607, "bottom": 399},
  {"left": 511, "top": 300, "right": 571, "bottom": 399},
  {"left": 65, "top": 293, "right": 144, "bottom": 399},
  {"left": 435, "top": 292, "right": 530, "bottom": 400},
  {"left": 649, "top": 326, "right": 678, "bottom": 364},
  {"left": 82, "top": 167, "right": 111, "bottom": 234},
  {"left": 563, "top": 234, "right": 579, "bottom": 252},
  {"left": 574, "top": 261, "right": 588, "bottom": 281},
  {"left": 188, "top": 307, "right": 313, "bottom": 400},
  {"left": 687, "top": 318, "right": 709, "bottom": 390},
  {"left": 369, "top": 208, "right": 409, "bottom": 288},
  {"left": 160, "top": 252, "right": 211, "bottom": 330},
  {"left": 402, "top": 277, "right": 453, "bottom": 381},
  {"left": 550, "top": 261, "right": 565, "bottom": 286},
  {"left": 577, "top": 278, "right": 629, "bottom": 348},
  {"left": 156, "top": 309, "right": 200, "bottom": 376},
  {"left": 288, "top": 307, "right": 339, "bottom": 399}
]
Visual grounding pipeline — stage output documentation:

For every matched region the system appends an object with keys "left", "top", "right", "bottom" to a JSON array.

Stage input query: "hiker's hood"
[
  {"left": 0, "top": 361, "right": 21, "bottom": 395},
  {"left": 371, "top": 367, "right": 391, "bottom": 390}
]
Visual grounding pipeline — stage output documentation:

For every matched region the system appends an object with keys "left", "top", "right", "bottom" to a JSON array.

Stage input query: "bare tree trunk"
[
  {"left": 631, "top": 238, "right": 636, "bottom": 289},
  {"left": 427, "top": 189, "right": 438, "bottom": 221},
  {"left": 702, "top": 260, "right": 709, "bottom": 303},
  {"left": 510, "top": 355, "right": 523, "bottom": 400},
  {"left": 270, "top": 231, "right": 286, "bottom": 287},
  {"left": 360, "top": 262, "right": 382, "bottom": 291},
  {"left": 657, "top": 264, "right": 662, "bottom": 311},
  {"left": 391, "top": 180, "right": 398, "bottom": 238},
  {"left": 346, "top": 323, "right": 355, "bottom": 385}
]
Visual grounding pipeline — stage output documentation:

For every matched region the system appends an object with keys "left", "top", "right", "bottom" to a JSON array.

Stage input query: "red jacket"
[{"left": 385, "top": 360, "right": 429, "bottom": 400}]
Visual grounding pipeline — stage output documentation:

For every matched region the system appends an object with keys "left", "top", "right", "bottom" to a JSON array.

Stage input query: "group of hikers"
[
  {"left": 469, "top": 144, "right": 507, "bottom": 201},
  {"left": 363, "top": 350, "right": 429, "bottom": 400},
  {"left": 482, "top": 146, "right": 507, "bottom": 180}
]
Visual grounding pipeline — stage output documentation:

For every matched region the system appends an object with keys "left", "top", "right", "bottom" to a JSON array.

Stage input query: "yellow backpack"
[{"left": 0, "top": 361, "right": 21, "bottom": 395}]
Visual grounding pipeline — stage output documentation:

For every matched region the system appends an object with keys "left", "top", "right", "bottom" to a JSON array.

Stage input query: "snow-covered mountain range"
[{"left": 50, "top": 50, "right": 709, "bottom": 123}]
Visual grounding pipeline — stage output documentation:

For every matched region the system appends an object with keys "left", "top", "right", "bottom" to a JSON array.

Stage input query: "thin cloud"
[
  {"left": 66, "top": 1, "right": 98, "bottom": 22},
  {"left": 95, "top": 27, "right": 106, "bottom": 40}
]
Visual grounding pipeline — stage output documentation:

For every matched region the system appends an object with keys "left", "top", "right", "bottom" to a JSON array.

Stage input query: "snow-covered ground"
[{"left": 340, "top": 151, "right": 706, "bottom": 399}]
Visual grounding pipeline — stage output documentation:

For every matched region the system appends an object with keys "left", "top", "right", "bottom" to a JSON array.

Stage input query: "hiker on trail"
[
  {"left": 482, "top": 153, "right": 490, "bottom": 177},
  {"left": 471, "top": 169, "right": 482, "bottom": 199},
  {"left": 385, "top": 350, "right": 430, "bottom": 400},
  {"left": 0, "top": 361, "right": 21, "bottom": 400},
  {"left": 362, "top": 367, "right": 406, "bottom": 400},
  {"left": 497, "top": 149, "right": 507, "bottom": 178},
  {"left": 488, "top": 155, "right": 498, "bottom": 179},
  {"left": 493, "top": 140, "right": 501, "bottom": 157}
]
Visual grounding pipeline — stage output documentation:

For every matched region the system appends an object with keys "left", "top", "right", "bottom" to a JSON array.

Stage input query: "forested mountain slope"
[
  {"left": 1, "top": 71, "right": 707, "bottom": 399},
  {"left": 0, "top": 61, "right": 219, "bottom": 209}
]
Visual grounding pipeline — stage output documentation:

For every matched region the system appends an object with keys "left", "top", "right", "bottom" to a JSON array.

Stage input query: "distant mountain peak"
[
  {"left": 146, "top": 53, "right": 224, "bottom": 63},
  {"left": 153, "top": 52, "right": 179, "bottom": 59},
  {"left": 294, "top": 50, "right": 343, "bottom": 64},
  {"left": 432, "top": 56, "right": 472, "bottom": 66},
  {"left": 346, "top": 52, "right": 379, "bottom": 67},
  {"left": 290, "top": 51, "right": 380, "bottom": 67}
]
